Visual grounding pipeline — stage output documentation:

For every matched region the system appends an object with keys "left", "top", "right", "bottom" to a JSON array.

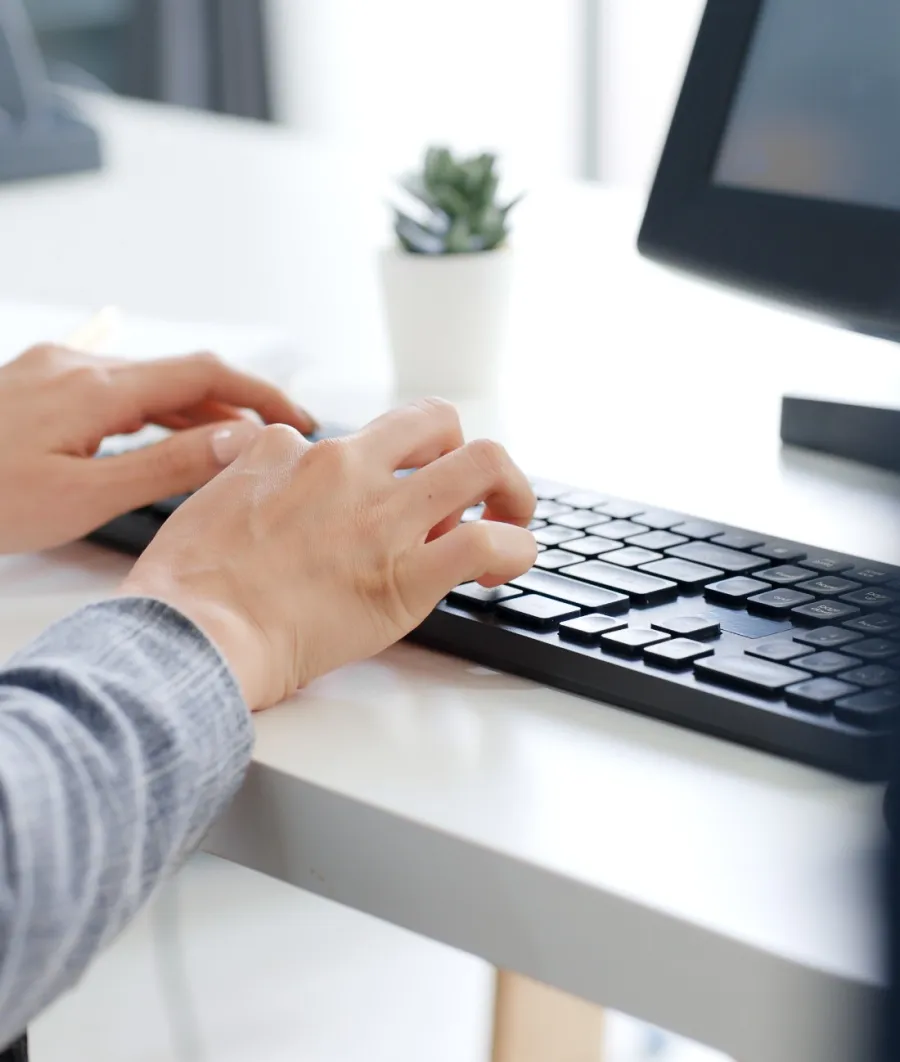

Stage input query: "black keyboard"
[{"left": 89, "top": 472, "right": 900, "bottom": 780}]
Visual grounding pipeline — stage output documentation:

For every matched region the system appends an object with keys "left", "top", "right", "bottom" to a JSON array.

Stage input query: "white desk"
[{"left": 2, "top": 94, "right": 900, "bottom": 1062}]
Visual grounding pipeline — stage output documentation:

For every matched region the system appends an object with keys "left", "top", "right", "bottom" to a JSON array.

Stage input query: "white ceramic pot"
[{"left": 379, "top": 245, "right": 514, "bottom": 401}]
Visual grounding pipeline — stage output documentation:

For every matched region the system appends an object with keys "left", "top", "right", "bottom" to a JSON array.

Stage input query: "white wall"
[
  {"left": 599, "top": 0, "right": 706, "bottom": 187},
  {"left": 266, "top": 0, "right": 706, "bottom": 191},
  {"left": 266, "top": 0, "right": 581, "bottom": 189}
]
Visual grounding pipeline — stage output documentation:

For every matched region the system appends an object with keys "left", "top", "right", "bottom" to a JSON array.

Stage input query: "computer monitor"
[{"left": 638, "top": 0, "right": 900, "bottom": 473}]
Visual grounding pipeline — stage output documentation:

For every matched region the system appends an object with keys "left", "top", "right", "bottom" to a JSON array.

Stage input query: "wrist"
[{"left": 115, "top": 574, "right": 270, "bottom": 710}]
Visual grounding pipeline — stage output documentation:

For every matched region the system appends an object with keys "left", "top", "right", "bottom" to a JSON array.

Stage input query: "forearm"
[{"left": 0, "top": 598, "right": 252, "bottom": 1045}]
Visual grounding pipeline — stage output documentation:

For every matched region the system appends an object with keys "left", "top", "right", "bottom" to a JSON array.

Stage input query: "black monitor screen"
[{"left": 714, "top": 0, "right": 900, "bottom": 213}]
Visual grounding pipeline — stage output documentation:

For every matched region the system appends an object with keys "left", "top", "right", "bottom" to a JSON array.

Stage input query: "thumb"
[{"left": 92, "top": 419, "right": 262, "bottom": 515}]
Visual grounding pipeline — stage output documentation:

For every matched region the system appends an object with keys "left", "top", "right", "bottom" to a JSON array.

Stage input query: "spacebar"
[{"left": 559, "top": 560, "right": 677, "bottom": 604}]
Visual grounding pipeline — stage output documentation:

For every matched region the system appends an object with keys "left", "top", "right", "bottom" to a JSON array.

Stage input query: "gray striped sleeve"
[{"left": 0, "top": 597, "right": 253, "bottom": 1046}]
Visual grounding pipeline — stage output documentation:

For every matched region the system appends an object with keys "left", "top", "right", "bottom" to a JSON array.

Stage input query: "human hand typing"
[
  {"left": 0, "top": 343, "right": 315, "bottom": 554},
  {"left": 120, "top": 399, "right": 537, "bottom": 710}
]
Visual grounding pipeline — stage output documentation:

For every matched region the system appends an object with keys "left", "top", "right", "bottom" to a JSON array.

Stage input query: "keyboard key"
[
  {"left": 601, "top": 628, "right": 670, "bottom": 655},
  {"left": 640, "top": 558, "right": 723, "bottom": 587},
  {"left": 710, "top": 531, "right": 765, "bottom": 550},
  {"left": 558, "top": 614, "right": 628, "bottom": 644},
  {"left": 530, "top": 479, "right": 571, "bottom": 500},
  {"left": 795, "top": 576, "right": 861, "bottom": 596},
  {"left": 590, "top": 519, "right": 649, "bottom": 541},
  {"left": 603, "top": 547, "right": 664, "bottom": 568},
  {"left": 713, "top": 611, "right": 793, "bottom": 639},
  {"left": 561, "top": 560, "right": 678, "bottom": 605},
  {"left": 757, "top": 565, "right": 818, "bottom": 586},
  {"left": 528, "top": 519, "right": 547, "bottom": 531},
  {"left": 497, "top": 594, "right": 581, "bottom": 629},
  {"left": 792, "top": 600, "right": 861, "bottom": 625},
  {"left": 644, "top": 638, "right": 714, "bottom": 669},
  {"left": 667, "top": 542, "right": 769, "bottom": 573},
  {"left": 558, "top": 490, "right": 608, "bottom": 509},
  {"left": 798, "top": 651, "right": 859, "bottom": 675},
  {"left": 461, "top": 504, "right": 484, "bottom": 522},
  {"left": 651, "top": 616, "right": 720, "bottom": 639},
  {"left": 746, "top": 640, "right": 813, "bottom": 663},
  {"left": 839, "top": 664, "right": 899, "bottom": 689},
  {"left": 626, "top": 530, "right": 688, "bottom": 550},
  {"left": 848, "top": 638, "right": 900, "bottom": 662},
  {"left": 449, "top": 583, "right": 522, "bottom": 610},
  {"left": 704, "top": 576, "right": 771, "bottom": 603},
  {"left": 802, "top": 555, "right": 854, "bottom": 575},
  {"left": 841, "top": 587, "right": 898, "bottom": 610},
  {"left": 562, "top": 536, "right": 625, "bottom": 558},
  {"left": 752, "top": 542, "right": 807, "bottom": 563},
  {"left": 511, "top": 570, "right": 630, "bottom": 612},
  {"left": 535, "top": 548, "right": 584, "bottom": 571},
  {"left": 551, "top": 510, "right": 601, "bottom": 530},
  {"left": 594, "top": 499, "right": 644, "bottom": 519},
  {"left": 694, "top": 654, "right": 809, "bottom": 695},
  {"left": 844, "top": 613, "right": 900, "bottom": 635},
  {"left": 748, "top": 588, "right": 816, "bottom": 615},
  {"left": 847, "top": 566, "right": 895, "bottom": 585},
  {"left": 632, "top": 509, "right": 684, "bottom": 530},
  {"left": 534, "top": 525, "right": 586, "bottom": 547},
  {"left": 834, "top": 688, "right": 900, "bottom": 730},
  {"left": 794, "top": 626, "right": 863, "bottom": 649},
  {"left": 534, "top": 500, "right": 574, "bottom": 520},
  {"left": 670, "top": 520, "right": 724, "bottom": 539},
  {"left": 786, "top": 678, "right": 859, "bottom": 712}
]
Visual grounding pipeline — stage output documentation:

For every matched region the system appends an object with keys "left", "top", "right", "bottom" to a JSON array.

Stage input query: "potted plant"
[{"left": 380, "top": 146, "right": 522, "bottom": 399}]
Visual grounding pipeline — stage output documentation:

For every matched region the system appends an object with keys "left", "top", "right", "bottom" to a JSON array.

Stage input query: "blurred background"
[{"left": 21, "top": 0, "right": 704, "bottom": 189}]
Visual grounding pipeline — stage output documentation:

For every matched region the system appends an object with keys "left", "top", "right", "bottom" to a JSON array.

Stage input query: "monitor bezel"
[{"left": 638, "top": 0, "right": 900, "bottom": 338}]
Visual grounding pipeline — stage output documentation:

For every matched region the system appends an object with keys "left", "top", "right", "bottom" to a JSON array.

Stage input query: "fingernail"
[
  {"left": 212, "top": 421, "right": 261, "bottom": 466},
  {"left": 296, "top": 404, "right": 319, "bottom": 433}
]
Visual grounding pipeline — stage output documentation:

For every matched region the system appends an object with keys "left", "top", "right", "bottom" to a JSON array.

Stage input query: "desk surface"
[{"left": 1, "top": 94, "right": 899, "bottom": 1062}]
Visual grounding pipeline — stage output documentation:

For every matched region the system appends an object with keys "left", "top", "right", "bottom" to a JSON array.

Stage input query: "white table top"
[{"left": 1, "top": 94, "right": 899, "bottom": 1062}]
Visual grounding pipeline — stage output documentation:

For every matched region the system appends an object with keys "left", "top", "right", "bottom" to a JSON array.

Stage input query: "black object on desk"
[{"left": 0, "top": 0, "right": 101, "bottom": 182}]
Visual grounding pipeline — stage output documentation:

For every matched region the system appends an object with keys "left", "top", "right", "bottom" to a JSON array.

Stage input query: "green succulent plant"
[{"left": 392, "top": 146, "right": 522, "bottom": 255}]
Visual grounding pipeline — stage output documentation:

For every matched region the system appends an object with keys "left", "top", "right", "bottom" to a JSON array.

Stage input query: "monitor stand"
[
  {"left": 781, "top": 396, "right": 900, "bottom": 475},
  {"left": 0, "top": 1, "right": 102, "bottom": 183}
]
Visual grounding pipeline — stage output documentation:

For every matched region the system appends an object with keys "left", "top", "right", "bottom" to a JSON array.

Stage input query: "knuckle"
[
  {"left": 18, "top": 342, "right": 60, "bottom": 366},
  {"left": 189, "top": 350, "right": 225, "bottom": 372},
  {"left": 466, "top": 437, "right": 508, "bottom": 478},
  {"left": 306, "top": 436, "right": 350, "bottom": 473},
  {"left": 65, "top": 363, "right": 116, "bottom": 401},
  {"left": 258, "top": 422, "right": 306, "bottom": 457},
  {"left": 412, "top": 395, "right": 460, "bottom": 426}
]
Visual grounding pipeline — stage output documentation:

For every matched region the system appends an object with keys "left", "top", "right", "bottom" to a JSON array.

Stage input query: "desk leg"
[{"left": 491, "top": 970, "right": 606, "bottom": 1062}]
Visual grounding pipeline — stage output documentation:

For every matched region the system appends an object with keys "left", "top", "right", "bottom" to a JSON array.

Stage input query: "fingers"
[
  {"left": 354, "top": 397, "right": 465, "bottom": 471},
  {"left": 406, "top": 520, "right": 537, "bottom": 601},
  {"left": 111, "top": 353, "right": 317, "bottom": 435},
  {"left": 81, "top": 418, "right": 263, "bottom": 519},
  {"left": 402, "top": 438, "right": 535, "bottom": 533},
  {"left": 154, "top": 400, "right": 258, "bottom": 431}
]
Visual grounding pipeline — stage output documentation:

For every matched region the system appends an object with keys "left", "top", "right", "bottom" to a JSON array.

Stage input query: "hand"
[
  {"left": 120, "top": 399, "right": 537, "bottom": 710},
  {"left": 0, "top": 343, "right": 316, "bottom": 554}
]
